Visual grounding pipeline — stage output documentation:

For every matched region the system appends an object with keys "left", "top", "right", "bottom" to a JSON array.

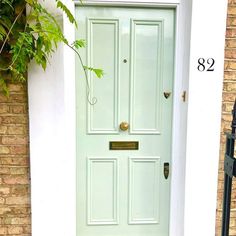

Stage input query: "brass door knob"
[{"left": 119, "top": 122, "right": 129, "bottom": 131}]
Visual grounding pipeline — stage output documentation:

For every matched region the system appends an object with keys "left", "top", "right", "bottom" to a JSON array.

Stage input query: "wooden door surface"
[{"left": 76, "top": 6, "right": 175, "bottom": 236}]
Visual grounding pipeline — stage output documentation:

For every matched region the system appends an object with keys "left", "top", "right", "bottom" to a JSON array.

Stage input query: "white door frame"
[{"left": 28, "top": 0, "right": 227, "bottom": 236}]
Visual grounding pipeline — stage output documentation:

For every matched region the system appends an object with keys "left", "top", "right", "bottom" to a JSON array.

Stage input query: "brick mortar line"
[
  {"left": 223, "top": 80, "right": 236, "bottom": 82},
  {"left": 0, "top": 154, "right": 29, "bottom": 157},
  {"left": 0, "top": 114, "right": 29, "bottom": 116},
  {"left": 224, "top": 58, "right": 236, "bottom": 60},
  {"left": 0, "top": 167, "right": 29, "bottom": 168},
  {"left": 0, "top": 144, "right": 29, "bottom": 146}
]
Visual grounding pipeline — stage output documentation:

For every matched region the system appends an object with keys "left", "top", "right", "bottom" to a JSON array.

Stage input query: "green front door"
[{"left": 76, "top": 6, "right": 175, "bottom": 236}]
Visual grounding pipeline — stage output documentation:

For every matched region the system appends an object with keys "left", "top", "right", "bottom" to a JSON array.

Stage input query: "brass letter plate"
[{"left": 109, "top": 141, "right": 139, "bottom": 150}]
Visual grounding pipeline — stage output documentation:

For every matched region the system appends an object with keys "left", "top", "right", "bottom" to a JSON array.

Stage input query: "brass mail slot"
[{"left": 109, "top": 141, "right": 139, "bottom": 150}]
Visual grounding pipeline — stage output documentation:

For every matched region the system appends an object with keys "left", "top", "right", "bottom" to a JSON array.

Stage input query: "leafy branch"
[
  {"left": 0, "top": 0, "right": 103, "bottom": 99},
  {"left": 67, "top": 40, "right": 103, "bottom": 104},
  {"left": 0, "top": 6, "right": 24, "bottom": 55}
]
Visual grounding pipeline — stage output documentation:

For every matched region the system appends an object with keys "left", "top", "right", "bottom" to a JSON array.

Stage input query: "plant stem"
[
  {"left": 0, "top": 7, "right": 30, "bottom": 72},
  {"left": 67, "top": 43, "right": 97, "bottom": 105},
  {"left": 0, "top": 7, "right": 25, "bottom": 55}
]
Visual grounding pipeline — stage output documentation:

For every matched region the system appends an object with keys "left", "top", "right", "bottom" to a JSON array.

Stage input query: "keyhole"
[{"left": 123, "top": 59, "right": 127, "bottom": 63}]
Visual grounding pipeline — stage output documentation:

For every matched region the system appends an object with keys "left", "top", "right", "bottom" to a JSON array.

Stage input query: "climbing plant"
[{"left": 0, "top": 0, "right": 103, "bottom": 96}]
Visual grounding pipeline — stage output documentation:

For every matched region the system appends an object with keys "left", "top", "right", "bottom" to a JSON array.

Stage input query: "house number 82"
[{"left": 197, "top": 58, "right": 215, "bottom": 72}]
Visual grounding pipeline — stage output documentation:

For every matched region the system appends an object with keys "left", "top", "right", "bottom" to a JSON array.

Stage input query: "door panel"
[
  {"left": 76, "top": 6, "right": 175, "bottom": 236},
  {"left": 129, "top": 157, "right": 160, "bottom": 224},
  {"left": 87, "top": 157, "right": 119, "bottom": 225},
  {"left": 130, "top": 20, "right": 162, "bottom": 133},
  {"left": 87, "top": 19, "right": 119, "bottom": 133}
]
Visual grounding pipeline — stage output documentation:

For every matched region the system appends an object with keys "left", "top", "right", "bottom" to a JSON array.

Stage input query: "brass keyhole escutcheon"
[
  {"left": 164, "top": 92, "right": 171, "bottom": 99},
  {"left": 119, "top": 122, "right": 129, "bottom": 131}
]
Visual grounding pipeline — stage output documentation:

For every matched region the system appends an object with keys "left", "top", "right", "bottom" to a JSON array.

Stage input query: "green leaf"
[
  {"left": 84, "top": 66, "right": 104, "bottom": 79},
  {"left": 93, "top": 68, "right": 104, "bottom": 78},
  {"left": 41, "top": 56, "right": 47, "bottom": 70},
  {"left": 1, "top": 0, "right": 14, "bottom": 9},
  {"left": 0, "top": 16, "right": 12, "bottom": 31},
  {"left": 0, "top": 77, "right": 9, "bottom": 97},
  {"left": 25, "top": 0, "right": 34, "bottom": 5},
  {"left": 36, "top": 36, "right": 43, "bottom": 49},
  {"left": 56, "top": 1, "right": 78, "bottom": 28},
  {"left": 73, "top": 39, "right": 86, "bottom": 49},
  {"left": 10, "top": 32, "right": 35, "bottom": 74},
  {"left": 0, "top": 25, "right": 7, "bottom": 38}
]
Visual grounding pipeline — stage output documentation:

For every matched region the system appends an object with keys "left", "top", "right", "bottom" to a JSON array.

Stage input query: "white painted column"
[
  {"left": 184, "top": 1, "right": 228, "bottom": 236},
  {"left": 28, "top": 1, "right": 76, "bottom": 236}
]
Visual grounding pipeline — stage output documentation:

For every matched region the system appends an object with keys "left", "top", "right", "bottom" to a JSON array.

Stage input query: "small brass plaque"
[{"left": 109, "top": 141, "right": 139, "bottom": 150}]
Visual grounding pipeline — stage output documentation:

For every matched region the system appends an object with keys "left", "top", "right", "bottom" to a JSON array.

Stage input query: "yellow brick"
[
  {"left": 0, "top": 146, "right": 10, "bottom": 154},
  {"left": 0, "top": 207, "right": 11, "bottom": 215},
  {"left": 3, "top": 176, "right": 29, "bottom": 185},
  {"left": 0, "top": 187, "right": 10, "bottom": 195},
  {"left": 226, "top": 60, "right": 236, "bottom": 70},
  {"left": 0, "top": 227, "right": 7, "bottom": 235},
  {"left": 228, "top": 6, "right": 236, "bottom": 15},
  {"left": 6, "top": 196, "right": 30, "bottom": 205},
  {"left": 8, "top": 226, "right": 24, "bottom": 235},
  {"left": 11, "top": 217, "right": 31, "bottom": 225},
  {"left": 2, "top": 135, "right": 28, "bottom": 145}
]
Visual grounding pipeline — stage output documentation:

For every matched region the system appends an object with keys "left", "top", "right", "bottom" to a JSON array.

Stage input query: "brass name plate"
[{"left": 109, "top": 141, "right": 139, "bottom": 150}]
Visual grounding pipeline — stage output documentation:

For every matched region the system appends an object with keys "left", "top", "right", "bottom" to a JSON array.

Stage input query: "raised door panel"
[
  {"left": 87, "top": 19, "right": 119, "bottom": 134},
  {"left": 130, "top": 20, "right": 163, "bottom": 134},
  {"left": 129, "top": 157, "right": 160, "bottom": 224},
  {"left": 87, "top": 157, "right": 119, "bottom": 225}
]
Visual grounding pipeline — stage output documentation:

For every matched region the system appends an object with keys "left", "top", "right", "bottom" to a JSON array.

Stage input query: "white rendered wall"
[
  {"left": 184, "top": 0, "right": 228, "bottom": 236},
  {"left": 28, "top": 0, "right": 227, "bottom": 236},
  {"left": 28, "top": 1, "right": 76, "bottom": 236}
]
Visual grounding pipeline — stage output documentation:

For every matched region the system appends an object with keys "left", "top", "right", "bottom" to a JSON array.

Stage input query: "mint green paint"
[{"left": 76, "top": 6, "right": 175, "bottom": 236}]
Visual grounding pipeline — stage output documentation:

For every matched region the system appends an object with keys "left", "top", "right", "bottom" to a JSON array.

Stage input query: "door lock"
[{"left": 164, "top": 163, "right": 170, "bottom": 179}]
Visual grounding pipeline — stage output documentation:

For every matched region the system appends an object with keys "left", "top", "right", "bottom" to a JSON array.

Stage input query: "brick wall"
[
  {"left": 216, "top": 0, "right": 236, "bottom": 235},
  {"left": 0, "top": 83, "right": 31, "bottom": 236}
]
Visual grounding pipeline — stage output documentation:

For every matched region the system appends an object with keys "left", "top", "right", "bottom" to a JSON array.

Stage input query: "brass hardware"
[
  {"left": 164, "top": 163, "right": 170, "bottom": 179},
  {"left": 164, "top": 92, "right": 171, "bottom": 99},
  {"left": 109, "top": 141, "right": 139, "bottom": 150},
  {"left": 119, "top": 121, "right": 129, "bottom": 131},
  {"left": 182, "top": 91, "right": 187, "bottom": 102}
]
